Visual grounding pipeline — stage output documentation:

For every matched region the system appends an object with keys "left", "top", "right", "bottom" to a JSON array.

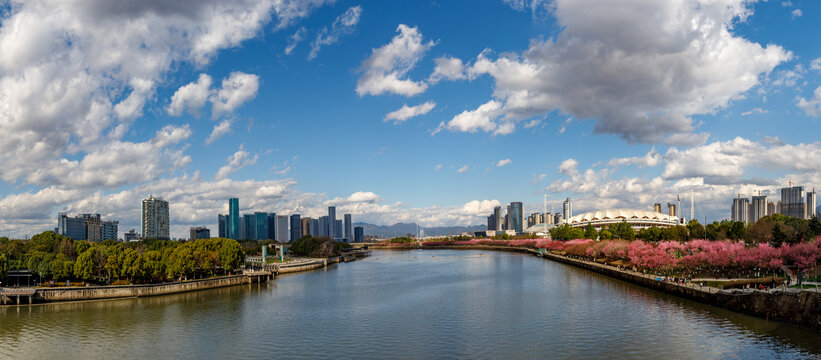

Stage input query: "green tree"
[
  {"left": 687, "top": 219, "right": 705, "bottom": 240},
  {"left": 141, "top": 250, "right": 165, "bottom": 281},
  {"left": 0, "top": 253, "right": 7, "bottom": 279},
  {"left": 598, "top": 229, "right": 613, "bottom": 240},
  {"left": 219, "top": 240, "right": 244, "bottom": 272},
  {"left": 168, "top": 246, "right": 195, "bottom": 280},
  {"left": 771, "top": 223, "right": 787, "bottom": 248},
  {"left": 73, "top": 249, "right": 95, "bottom": 280},
  {"left": 583, "top": 224, "right": 598, "bottom": 239}
]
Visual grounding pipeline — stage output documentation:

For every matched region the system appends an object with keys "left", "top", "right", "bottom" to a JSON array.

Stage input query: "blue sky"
[{"left": 1, "top": 0, "right": 821, "bottom": 238}]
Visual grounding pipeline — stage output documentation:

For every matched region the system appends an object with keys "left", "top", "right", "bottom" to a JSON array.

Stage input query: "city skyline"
[{"left": 2, "top": 1, "right": 821, "bottom": 239}]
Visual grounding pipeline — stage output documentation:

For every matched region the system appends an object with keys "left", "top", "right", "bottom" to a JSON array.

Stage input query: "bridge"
[{"left": 1, "top": 287, "right": 37, "bottom": 305}]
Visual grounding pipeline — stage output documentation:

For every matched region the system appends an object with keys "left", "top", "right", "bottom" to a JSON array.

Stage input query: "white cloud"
[
  {"left": 496, "top": 158, "right": 512, "bottom": 167},
  {"left": 523, "top": 119, "right": 541, "bottom": 128},
  {"left": 356, "top": 24, "right": 434, "bottom": 97},
  {"left": 810, "top": 58, "right": 821, "bottom": 73},
  {"left": 606, "top": 148, "right": 661, "bottom": 169},
  {"left": 25, "top": 125, "right": 192, "bottom": 189},
  {"left": 434, "top": 100, "right": 503, "bottom": 134},
  {"left": 168, "top": 74, "right": 213, "bottom": 117},
  {"left": 558, "top": 158, "right": 579, "bottom": 176},
  {"left": 285, "top": 27, "right": 307, "bottom": 55},
  {"left": 429, "top": 56, "right": 466, "bottom": 84},
  {"left": 0, "top": 0, "right": 330, "bottom": 189},
  {"left": 461, "top": 200, "right": 501, "bottom": 216},
  {"left": 309, "top": 6, "right": 362, "bottom": 60},
  {"left": 772, "top": 65, "right": 804, "bottom": 87},
  {"left": 206, "top": 119, "right": 234, "bottom": 144},
  {"left": 211, "top": 72, "right": 260, "bottom": 119},
  {"left": 797, "top": 86, "right": 821, "bottom": 117},
  {"left": 781, "top": 1, "right": 793, "bottom": 6},
  {"left": 741, "top": 107, "right": 769, "bottom": 116},
  {"left": 441, "top": 0, "right": 789, "bottom": 143},
  {"left": 435, "top": 164, "right": 442, "bottom": 172},
  {"left": 384, "top": 101, "right": 436, "bottom": 123},
  {"left": 791, "top": 9, "right": 802, "bottom": 18},
  {"left": 457, "top": 165, "right": 469, "bottom": 173},
  {"left": 215, "top": 145, "right": 259, "bottom": 180}
]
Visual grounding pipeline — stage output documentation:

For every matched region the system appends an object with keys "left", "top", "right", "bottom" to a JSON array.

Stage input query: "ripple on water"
[{"left": 1, "top": 250, "right": 819, "bottom": 360}]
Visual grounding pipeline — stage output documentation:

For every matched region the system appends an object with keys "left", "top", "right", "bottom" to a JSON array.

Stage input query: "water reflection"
[{"left": 0, "top": 249, "right": 818, "bottom": 360}]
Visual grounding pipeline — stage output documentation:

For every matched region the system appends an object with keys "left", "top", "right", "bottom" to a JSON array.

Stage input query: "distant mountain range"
[{"left": 353, "top": 222, "right": 486, "bottom": 238}]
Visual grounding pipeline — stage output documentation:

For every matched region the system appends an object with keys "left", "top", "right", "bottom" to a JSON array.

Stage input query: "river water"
[{"left": 1, "top": 249, "right": 819, "bottom": 359}]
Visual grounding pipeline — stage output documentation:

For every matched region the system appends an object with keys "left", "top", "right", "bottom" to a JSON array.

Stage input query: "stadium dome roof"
[{"left": 564, "top": 209, "right": 678, "bottom": 227}]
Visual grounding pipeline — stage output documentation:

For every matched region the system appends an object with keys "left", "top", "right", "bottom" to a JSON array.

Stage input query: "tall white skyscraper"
[
  {"left": 562, "top": 198, "right": 572, "bottom": 220},
  {"left": 807, "top": 189, "right": 817, "bottom": 219},
  {"left": 141, "top": 195, "right": 169, "bottom": 240},
  {"left": 731, "top": 196, "right": 750, "bottom": 224},
  {"left": 751, "top": 195, "right": 767, "bottom": 223}
]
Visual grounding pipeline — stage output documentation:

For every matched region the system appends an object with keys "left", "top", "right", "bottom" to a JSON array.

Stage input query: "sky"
[{"left": 1, "top": 0, "right": 821, "bottom": 239}]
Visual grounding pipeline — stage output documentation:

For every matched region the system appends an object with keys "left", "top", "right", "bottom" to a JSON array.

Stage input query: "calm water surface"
[{"left": 1, "top": 250, "right": 819, "bottom": 359}]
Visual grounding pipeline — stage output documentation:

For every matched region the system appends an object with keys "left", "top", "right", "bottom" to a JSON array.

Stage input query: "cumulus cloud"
[
  {"left": 791, "top": 9, "right": 802, "bottom": 18},
  {"left": 546, "top": 136, "right": 821, "bottom": 222},
  {"left": 167, "top": 74, "right": 213, "bottom": 117},
  {"left": 384, "top": 101, "right": 436, "bottom": 123},
  {"left": 457, "top": 165, "right": 469, "bottom": 173},
  {"left": 810, "top": 58, "right": 821, "bottom": 73},
  {"left": 606, "top": 148, "right": 661, "bottom": 169},
  {"left": 206, "top": 119, "right": 234, "bottom": 144},
  {"left": 0, "top": 0, "right": 327, "bottom": 188},
  {"left": 24, "top": 125, "right": 192, "bottom": 189},
  {"left": 309, "top": 5, "right": 362, "bottom": 60},
  {"left": 215, "top": 145, "right": 259, "bottom": 180},
  {"left": 434, "top": 100, "right": 503, "bottom": 135},
  {"left": 211, "top": 72, "right": 260, "bottom": 119},
  {"left": 741, "top": 108, "right": 769, "bottom": 116},
  {"left": 429, "top": 56, "right": 466, "bottom": 84},
  {"left": 356, "top": 24, "right": 434, "bottom": 97},
  {"left": 797, "top": 86, "right": 821, "bottom": 117},
  {"left": 435, "top": 164, "right": 442, "bottom": 172},
  {"left": 496, "top": 158, "right": 512, "bottom": 167},
  {"left": 439, "top": 0, "right": 789, "bottom": 144}
]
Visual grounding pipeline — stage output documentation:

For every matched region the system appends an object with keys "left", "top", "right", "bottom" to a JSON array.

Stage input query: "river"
[{"left": 1, "top": 249, "right": 819, "bottom": 359}]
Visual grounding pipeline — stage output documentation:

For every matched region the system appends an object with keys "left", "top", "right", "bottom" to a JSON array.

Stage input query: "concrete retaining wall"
[{"left": 35, "top": 275, "right": 252, "bottom": 302}]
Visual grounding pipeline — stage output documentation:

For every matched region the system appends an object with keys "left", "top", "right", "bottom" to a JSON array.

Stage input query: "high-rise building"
[
  {"left": 267, "top": 213, "right": 277, "bottom": 240},
  {"left": 487, "top": 214, "right": 496, "bottom": 231},
  {"left": 751, "top": 195, "right": 767, "bottom": 223},
  {"left": 228, "top": 198, "right": 240, "bottom": 240},
  {"left": 190, "top": 227, "right": 210, "bottom": 240},
  {"left": 503, "top": 213, "right": 509, "bottom": 230},
  {"left": 101, "top": 220, "right": 118, "bottom": 240},
  {"left": 807, "top": 189, "right": 817, "bottom": 219},
  {"left": 543, "top": 212, "right": 553, "bottom": 225},
  {"left": 563, "top": 198, "right": 572, "bottom": 219},
  {"left": 301, "top": 217, "right": 311, "bottom": 237},
  {"left": 310, "top": 218, "right": 319, "bottom": 237},
  {"left": 667, "top": 203, "right": 677, "bottom": 218},
  {"left": 781, "top": 186, "right": 806, "bottom": 219},
  {"left": 354, "top": 226, "right": 364, "bottom": 243},
  {"left": 554, "top": 213, "right": 563, "bottom": 224},
  {"left": 328, "top": 206, "right": 336, "bottom": 238},
  {"left": 276, "top": 215, "right": 289, "bottom": 242},
  {"left": 653, "top": 203, "right": 662, "bottom": 213},
  {"left": 319, "top": 216, "right": 329, "bottom": 237},
  {"left": 255, "top": 212, "right": 268, "bottom": 240},
  {"left": 57, "top": 212, "right": 87, "bottom": 240},
  {"left": 218, "top": 214, "right": 227, "bottom": 238},
  {"left": 142, "top": 195, "right": 169, "bottom": 240},
  {"left": 243, "top": 214, "right": 254, "bottom": 240},
  {"left": 767, "top": 201, "right": 776, "bottom": 216},
  {"left": 731, "top": 197, "right": 750, "bottom": 223},
  {"left": 82, "top": 214, "right": 102, "bottom": 242},
  {"left": 344, "top": 214, "right": 352, "bottom": 241},
  {"left": 335, "top": 219, "right": 343, "bottom": 239},
  {"left": 493, "top": 206, "right": 502, "bottom": 231},
  {"left": 510, "top": 202, "right": 523, "bottom": 234},
  {"left": 290, "top": 214, "right": 302, "bottom": 241}
]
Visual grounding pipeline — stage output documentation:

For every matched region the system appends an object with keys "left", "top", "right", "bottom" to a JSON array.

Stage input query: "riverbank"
[
  {"left": 373, "top": 244, "right": 821, "bottom": 332},
  {"left": 1, "top": 249, "right": 373, "bottom": 306}
]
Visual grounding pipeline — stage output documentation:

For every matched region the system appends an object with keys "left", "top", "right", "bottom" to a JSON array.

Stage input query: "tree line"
[
  {"left": 0, "top": 231, "right": 245, "bottom": 284},
  {"left": 549, "top": 215, "right": 821, "bottom": 246}
]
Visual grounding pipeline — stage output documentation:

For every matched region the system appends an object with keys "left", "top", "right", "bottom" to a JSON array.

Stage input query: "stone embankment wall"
[
  {"left": 373, "top": 245, "right": 821, "bottom": 331},
  {"left": 35, "top": 275, "right": 254, "bottom": 302}
]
